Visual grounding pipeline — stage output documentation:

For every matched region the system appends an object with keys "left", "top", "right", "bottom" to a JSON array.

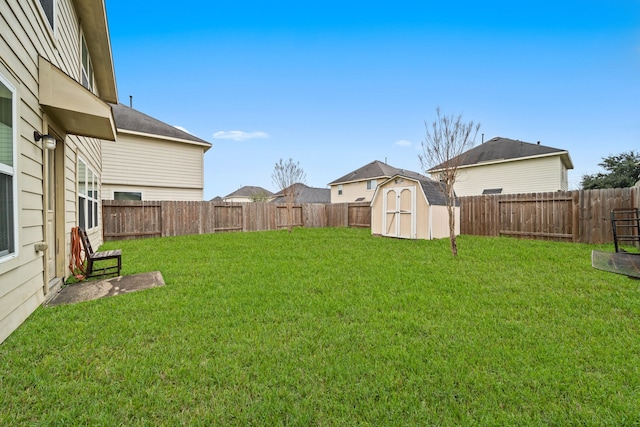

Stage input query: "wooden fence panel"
[
  {"left": 303, "top": 204, "right": 327, "bottom": 228},
  {"left": 460, "top": 187, "right": 638, "bottom": 244},
  {"left": 102, "top": 200, "right": 161, "bottom": 241},
  {"left": 497, "top": 192, "right": 574, "bottom": 241},
  {"left": 275, "top": 205, "right": 303, "bottom": 229},
  {"left": 325, "top": 203, "right": 348, "bottom": 227},
  {"left": 243, "top": 202, "right": 276, "bottom": 232},
  {"left": 213, "top": 204, "right": 243, "bottom": 232},
  {"left": 161, "top": 201, "right": 201, "bottom": 237},
  {"left": 348, "top": 203, "right": 371, "bottom": 228}
]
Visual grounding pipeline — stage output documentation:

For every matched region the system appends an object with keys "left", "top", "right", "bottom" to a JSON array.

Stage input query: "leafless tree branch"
[
  {"left": 272, "top": 158, "right": 307, "bottom": 233},
  {"left": 418, "top": 107, "right": 480, "bottom": 256}
]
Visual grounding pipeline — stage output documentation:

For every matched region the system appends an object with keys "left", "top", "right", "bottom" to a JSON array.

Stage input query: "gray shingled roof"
[
  {"left": 271, "top": 183, "right": 330, "bottom": 204},
  {"left": 429, "top": 137, "right": 573, "bottom": 171},
  {"left": 418, "top": 176, "right": 459, "bottom": 207},
  {"left": 329, "top": 160, "right": 404, "bottom": 185},
  {"left": 224, "top": 186, "right": 273, "bottom": 198},
  {"left": 378, "top": 173, "right": 458, "bottom": 207},
  {"left": 110, "top": 103, "right": 211, "bottom": 148}
]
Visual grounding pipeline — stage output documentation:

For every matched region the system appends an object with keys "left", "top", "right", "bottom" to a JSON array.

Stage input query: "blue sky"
[{"left": 105, "top": 1, "right": 640, "bottom": 199}]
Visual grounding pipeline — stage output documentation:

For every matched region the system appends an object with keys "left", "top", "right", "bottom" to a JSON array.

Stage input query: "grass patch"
[{"left": 2, "top": 228, "right": 640, "bottom": 425}]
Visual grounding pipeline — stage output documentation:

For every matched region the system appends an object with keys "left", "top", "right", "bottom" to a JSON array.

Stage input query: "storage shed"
[{"left": 371, "top": 173, "right": 460, "bottom": 240}]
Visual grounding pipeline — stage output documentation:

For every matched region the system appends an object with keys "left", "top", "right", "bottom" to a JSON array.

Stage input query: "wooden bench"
[{"left": 78, "top": 228, "right": 122, "bottom": 278}]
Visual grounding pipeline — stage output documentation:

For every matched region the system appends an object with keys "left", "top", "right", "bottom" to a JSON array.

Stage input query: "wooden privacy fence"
[
  {"left": 459, "top": 187, "right": 640, "bottom": 244},
  {"left": 103, "top": 187, "right": 640, "bottom": 244},
  {"left": 102, "top": 201, "right": 371, "bottom": 241}
]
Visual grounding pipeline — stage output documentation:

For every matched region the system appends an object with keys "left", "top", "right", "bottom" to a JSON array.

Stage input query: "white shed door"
[{"left": 382, "top": 187, "right": 416, "bottom": 239}]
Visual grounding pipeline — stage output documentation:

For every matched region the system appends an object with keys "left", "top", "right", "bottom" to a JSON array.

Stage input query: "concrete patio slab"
[{"left": 47, "top": 271, "right": 165, "bottom": 307}]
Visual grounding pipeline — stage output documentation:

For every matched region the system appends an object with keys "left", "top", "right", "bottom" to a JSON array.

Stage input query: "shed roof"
[
  {"left": 428, "top": 137, "right": 573, "bottom": 171},
  {"left": 377, "top": 173, "right": 459, "bottom": 207},
  {"left": 111, "top": 103, "right": 212, "bottom": 149}
]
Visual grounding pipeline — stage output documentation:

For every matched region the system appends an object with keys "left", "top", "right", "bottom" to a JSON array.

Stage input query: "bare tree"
[
  {"left": 272, "top": 158, "right": 307, "bottom": 233},
  {"left": 249, "top": 190, "right": 271, "bottom": 202},
  {"left": 419, "top": 107, "right": 480, "bottom": 256}
]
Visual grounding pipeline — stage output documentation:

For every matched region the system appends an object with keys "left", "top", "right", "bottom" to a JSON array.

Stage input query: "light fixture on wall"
[{"left": 34, "top": 131, "right": 57, "bottom": 150}]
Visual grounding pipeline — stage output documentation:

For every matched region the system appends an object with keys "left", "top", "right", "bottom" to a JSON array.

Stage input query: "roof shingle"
[
  {"left": 111, "top": 103, "right": 211, "bottom": 147},
  {"left": 429, "top": 137, "right": 573, "bottom": 171},
  {"left": 328, "top": 160, "right": 403, "bottom": 185}
]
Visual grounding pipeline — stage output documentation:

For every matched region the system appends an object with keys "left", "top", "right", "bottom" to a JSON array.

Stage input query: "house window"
[
  {"left": 482, "top": 188, "right": 502, "bottom": 195},
  {"left": 0, "top": 74, "right": 16, "bottom": 259},
  {"left": 337, "top": 185, "right": 343, "bottom": 196},
  {"left": 39, "top": 0, "right": 54, "bottom": 30},
  {"left": 367, "top": 179, "right": 377, "bottom": 190},
  {"left": 114, "top": 191, "right": 142, "bottom": 201},
  {"left": 78, "top": 159, "right": 99, "bottom": 230},
  {"left": 81, "top": 34, "right": 94, "bottom": 92}
]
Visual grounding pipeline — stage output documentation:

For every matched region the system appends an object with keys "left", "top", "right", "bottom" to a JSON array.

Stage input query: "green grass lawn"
[{"left": 2, "top": 228, "right": 640, "bottom": 425}]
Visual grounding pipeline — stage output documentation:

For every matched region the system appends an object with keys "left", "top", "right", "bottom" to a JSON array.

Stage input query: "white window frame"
[
  {"left": 0, "top": 72, "right": 18, "bottom": 262},
  {"left": 337, "top": 184, "right": 343, "bottom": 196},
  {"left": 78, "top": 158, "right": 99, "bottom": 231},
  {"left": 367, "top": 179, "right": 377, "bottom": 190},
  {"left": 80, "top": 33, "right": 94, "bottom": 92}
]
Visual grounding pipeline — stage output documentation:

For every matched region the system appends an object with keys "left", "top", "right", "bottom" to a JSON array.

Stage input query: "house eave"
[
  {"left": 73, "top": 0, "right": 117, "bottom": 104},
  {"left": 117, "top": 128, "right": 213, "bottom": 151},
  {"left": 428, "top": 151, "right": 574, "bottom": 173},
  {"left": 329, "top": 175, "right": 392, "bottom": 187}
]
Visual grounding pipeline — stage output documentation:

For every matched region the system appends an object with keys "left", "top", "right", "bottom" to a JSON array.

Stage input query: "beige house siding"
[
  {"left": 101, "top": 132, "right": 206, "bottom": 201},
  {"left": 444, "top": 155, "right": 567, "bottom": 197},
  {"left": 330, "top": 179, "right": 379, "bottom": 203},
  {"left": 102, "top": 185, "right": 204, "bottom": 201},
  {"left": 0, "top": 0, "right": 111, "bottom": 343}
]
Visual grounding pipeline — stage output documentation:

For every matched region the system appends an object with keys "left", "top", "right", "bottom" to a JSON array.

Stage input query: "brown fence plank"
[
  {"left": 459, "top": 187, "right": 638, "bottom": 244},
  {"left": 348, "top": 203, "right": 371, "bottom": 228},
  {"left": 102, "top": 200, "right": 162, "bottom": 241}
]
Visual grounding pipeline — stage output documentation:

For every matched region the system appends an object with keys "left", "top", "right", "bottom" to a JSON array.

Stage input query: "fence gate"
[
  {"left": 102, "top": 201, "right": 162, "bottom": 241},
  {"left": 498, "top": 194, "right": 575, "bottom": 241}
]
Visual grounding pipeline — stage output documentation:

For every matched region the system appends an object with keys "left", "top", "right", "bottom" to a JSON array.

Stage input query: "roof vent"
[{"left": 537, "top": 141, "right": 540, "bottom": 145}]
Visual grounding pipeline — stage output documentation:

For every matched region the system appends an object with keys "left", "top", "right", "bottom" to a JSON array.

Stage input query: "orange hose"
[{"left": 68, "top": 227, "right": 86, "bottom": 279}]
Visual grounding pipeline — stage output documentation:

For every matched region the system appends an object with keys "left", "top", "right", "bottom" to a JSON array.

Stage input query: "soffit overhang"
[{"left": 39, "top": 56, "right": 116, "bottom": 141}]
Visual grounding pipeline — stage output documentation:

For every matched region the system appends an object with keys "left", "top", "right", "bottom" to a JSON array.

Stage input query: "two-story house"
[
  {"left": 328, "top": 160, "right": 405, "bottom": 203},
  {"left": 1, "top": 0, "right": 118, "bottom": 343},
  {"left": 102, "top": 103, "right": 212, "bottom": 201},
  {"left": 428, "top": 137, "right": 574, "bottom": 196}
]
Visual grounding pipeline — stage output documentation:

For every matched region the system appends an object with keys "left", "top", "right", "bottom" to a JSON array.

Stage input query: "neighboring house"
[
  {"left": 271, "top": 183, "right": 331, "bottom": 204},
  {"left": 102, "top": 104, "right": 212, "bottom": 201},
  {"left": 328, "top": 160, "right": 407, "bottom": 203},
  {"left": 428, "top": 137, "right": 574, "bottom": 196},
  {"left": 1, "top": 0, "right": 118, "bottom": 343},
  {"left": 223, "top": 186, "right": 273, "bottom": 203},
  {"left": 371, "top": 172, "right": 459, "bottom": 240}
]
